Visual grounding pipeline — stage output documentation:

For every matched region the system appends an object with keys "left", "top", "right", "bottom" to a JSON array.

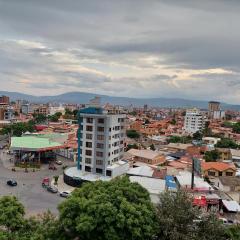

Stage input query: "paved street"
[{"left": 0, "top": 148, "right": 76, "bottom": 216}]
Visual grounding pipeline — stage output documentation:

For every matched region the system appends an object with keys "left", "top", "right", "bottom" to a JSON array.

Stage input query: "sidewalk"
[
  {"left": 0, "top": 150, "right": 41, "bottom": 173},
  {"left": 51, "top": 174, "right": 75, "bottom": 193}
]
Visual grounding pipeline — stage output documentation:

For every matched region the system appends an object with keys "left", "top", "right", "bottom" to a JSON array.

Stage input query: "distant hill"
[{"left": 0, "top": 91, "right": 239, "bottom": 110}]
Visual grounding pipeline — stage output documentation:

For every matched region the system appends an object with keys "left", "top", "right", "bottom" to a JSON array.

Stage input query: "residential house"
[
  {"left": 201, "top": 162, "right": 236, "bottom": 178},
  {"left": 127, "top": 149, "right": 166, "bottom": 165}
]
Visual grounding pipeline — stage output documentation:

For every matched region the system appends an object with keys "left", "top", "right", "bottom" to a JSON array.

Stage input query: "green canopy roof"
[{"left": 10, "top": 136, "right": 63, "bottom": 151}]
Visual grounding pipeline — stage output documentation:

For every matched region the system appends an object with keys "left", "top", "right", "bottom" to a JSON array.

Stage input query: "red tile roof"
[{"left": 201, "top": 162, "right": 236, "bottom": 172}]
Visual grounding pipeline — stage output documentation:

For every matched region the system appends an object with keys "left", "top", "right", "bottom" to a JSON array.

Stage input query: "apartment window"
[
  {"left": 96, "top": 168, "right": 103, "bottom": 174},
  {"left": 97, "top": 135, "right": 104, "bottom": 141},
  {"left": 96, "top": 151, "right": 103, "bottom": 157},
  {"left": 106, "top": 170, "right": 112, "bottom": 177},
  {"left": 208, "top": 171, "right": 216, "bottom": 177},
  {"left": 114, "top": 149, "right": 119, "bottom": 154},
  {"left": 85, "top": 158, "right": 92, "bottom": 164},
  {"left": 85, "top": 166, "right": 91, "bottom": 172},
  {"left": 98, "top": 118, "right": 104, "bottom": 124},
  {"left": 226, "top": 172, "right": 233, "bottom": 176},
  {"left": 85, "top": 150, "right": 92, "bottom": 156},
  {"left": 86, "top": 134, "right": 92, "bottom": 140},
  {"left": 96, "top": 159, "right": 103, "bottom": 165},
  {"left": 118, "top": 118, "right": 125, "bottom": 123},
  {"left": 86, "top": 142, "right": 92, "bottom": 148},
  {"left": 97, "top": 126, "right": 104, "bottom": 132},
  {"left": 86, "top": 125, "right": 93, "bottom": 131},
  {"left": 87, "top": 118, "right": 93, "bottom": 123},
  {"left": 97, "top": 143, "right": 104, "bottom": 149}
]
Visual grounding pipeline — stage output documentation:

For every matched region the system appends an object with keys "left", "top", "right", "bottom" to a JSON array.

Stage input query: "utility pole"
[{"left": 191, "top": 157, "right": 195, "bottom": 190}]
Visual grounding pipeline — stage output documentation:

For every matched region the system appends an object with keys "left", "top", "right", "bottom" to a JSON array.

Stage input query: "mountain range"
[{"left": 0, "top": 91, "right": 239, "bottom": 110}]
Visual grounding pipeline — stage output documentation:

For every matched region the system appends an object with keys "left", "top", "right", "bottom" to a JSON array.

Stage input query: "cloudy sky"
[{"left": 0, "top": 0, "right": 240, "bottom": 103}]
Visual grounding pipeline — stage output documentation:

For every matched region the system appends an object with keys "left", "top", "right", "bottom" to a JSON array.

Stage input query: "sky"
[{"left": 0, "top": 0, "right": 240, "bottom": 103}]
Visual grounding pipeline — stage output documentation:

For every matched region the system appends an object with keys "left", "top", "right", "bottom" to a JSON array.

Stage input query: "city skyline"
[{"left": 0, "top": 0, "right": 240, "bottom": 103}]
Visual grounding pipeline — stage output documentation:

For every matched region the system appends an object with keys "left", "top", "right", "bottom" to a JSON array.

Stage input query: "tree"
[
  {"left": 204, "top": 150, "right": 220, "bottom": 162},
  {"left": 64, "top": 108, "right": 73, "bottom": 115},
  {"left": 126, "top": 143, "right": 138, "bottom": 151},
  {"left": 156, "top": 190, "right": 226, "bottom": 240},
  {"left": 0, "top": 196, "right": 25, "bottom": 232},
  {"left": 221, "top": 121, "right": 234, "bottom": 128},
  {"left": 232, "top": 122, "right": 240, "bottom": 134},
  {"left": 225, "top": 225, "right": 240, "bottom": 240},
  {"left": 48, "top": 112, "right": 62, "bottom": 122},
  {"left": 168, "top": 135, "right": 192, "bottom": 144},
  {"left": 0, "top": 196, "right": 59, "bottom": 240},
  {"left": 53, "top": 175, "right": 59, "bottom": 185},
  {"left": 0, "top": 122, "right": 35, "bottom": 137},
  {"left": 170, "top": 118, "right": 176, "bottom": 125},
  {"left": 144, "top": 119, "right": 150, "bottom": 124},
  {"left": 33, "top": 114, "right": 47, "bottom": 124},
  {"left": 193, "top": 131, "right": 203, "bottom": 140},
  {"left": 150, "top": 144, "right": 155, "bottom": 151},
  {"left": 215, "top": 138, "right": 239, "bottom": 149},
  {"left": 58, "top": 177, "right": 157, "bottom": 240},
  {"left": 73, "top": 109, "right": 79, "bottom": 117},
  {"left": 126, "top": 129, "right": 140, "bottom": 139}
]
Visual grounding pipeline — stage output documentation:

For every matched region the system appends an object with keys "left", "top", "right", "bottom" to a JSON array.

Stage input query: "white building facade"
[
  {"left": 78, "top": 107, "right": 127, "bottom": 177},
  {"left": 183, "top": 108, "right": 206, "bottom": 134}
]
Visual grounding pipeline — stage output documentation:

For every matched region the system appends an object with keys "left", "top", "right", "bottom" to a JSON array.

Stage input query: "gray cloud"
[{"left": 0, "top": 0, "right": 240, "bottom": 103}]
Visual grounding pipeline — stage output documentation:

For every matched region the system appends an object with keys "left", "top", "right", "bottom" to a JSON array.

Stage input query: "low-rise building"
[
  {"left": 201, "top": 162, "right": 236, "bottom": 178},
  {"left": 216, "top": 148, "right": 232, "bottom": 161},
  {"left": 216, "top": 177, "right": 240, "bottom": 192},
  {"left": 127, "top": 149, "right": 166, "bottom": 165}
]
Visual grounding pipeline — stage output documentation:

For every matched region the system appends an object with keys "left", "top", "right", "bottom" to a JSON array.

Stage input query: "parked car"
[
  {"left": 55, "top": 160, "right": 63, "bottom": 165},
  {"left": 7, "top": 180, "right": 17, "bottom": 187},
  {"left": 49, "top": 164, "right": 57, "bottom": 170},
  {"left": 46, "top": 186, "right": 58, "bottom": 193},
  {"left": 59, "top": 190, "right": 71, "bottom": 198}
]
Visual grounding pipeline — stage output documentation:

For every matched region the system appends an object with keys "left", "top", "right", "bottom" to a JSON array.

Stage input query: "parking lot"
[{"left": 0, "top": 148, "right": 75, "bottom": 216}]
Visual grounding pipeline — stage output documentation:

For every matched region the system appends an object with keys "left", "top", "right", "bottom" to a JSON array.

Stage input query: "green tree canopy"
[
  {"left": 150, "top": 143, "right": 156, "bottom": 151},
  {"left": 156, "top": 190, "right": 226, "bottom": 240},
  {"left": 168, "top": 135, "right": 192, "bottom": 144},
  {"left": 193, "top": 131, "right": 203, "bottom": 140},
  {"left": 33, "top": 114, "right": 47, "bottom": 124},
  {"left": 215, "top": 138, "right": 239, "bottom": 149},
  {"left": 126, "top": 129, "right": 140, "bottom": 139},
  {"left": 0, "top": 196, "right": 25, "bottom": 232},
  {"left": 48, "top": 112, "right": 62, "bottom": 122},
  {"left": 204, "top": 150, "right": 220, "bottom": 162},
  {"left": 232, "top": 122, "right": 240, "bottom": 134},
  {"left": 126, "top": 143, "right": 138, "bottom": 151},
  {"left": 58, "top": 177, "right": 157, "bottom": 240},
  {"left": 0, "top": 122, "right": 35, "bottom": 137},
  {"left": 170, "top": 118, "right": 176, "bottom": 125}
]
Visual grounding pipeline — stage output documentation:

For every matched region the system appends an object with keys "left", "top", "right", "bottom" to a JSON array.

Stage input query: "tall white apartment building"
[
  {"left": 183, "top": 108, "right": 206, "bottom": 134},
  {"left": 78, "top": 107, "right": 128, "bottom": 178}
]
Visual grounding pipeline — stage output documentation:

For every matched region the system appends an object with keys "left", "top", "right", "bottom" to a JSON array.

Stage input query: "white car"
[{"left": 59, "top": 190, "right": 72, "bottom": 198}]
